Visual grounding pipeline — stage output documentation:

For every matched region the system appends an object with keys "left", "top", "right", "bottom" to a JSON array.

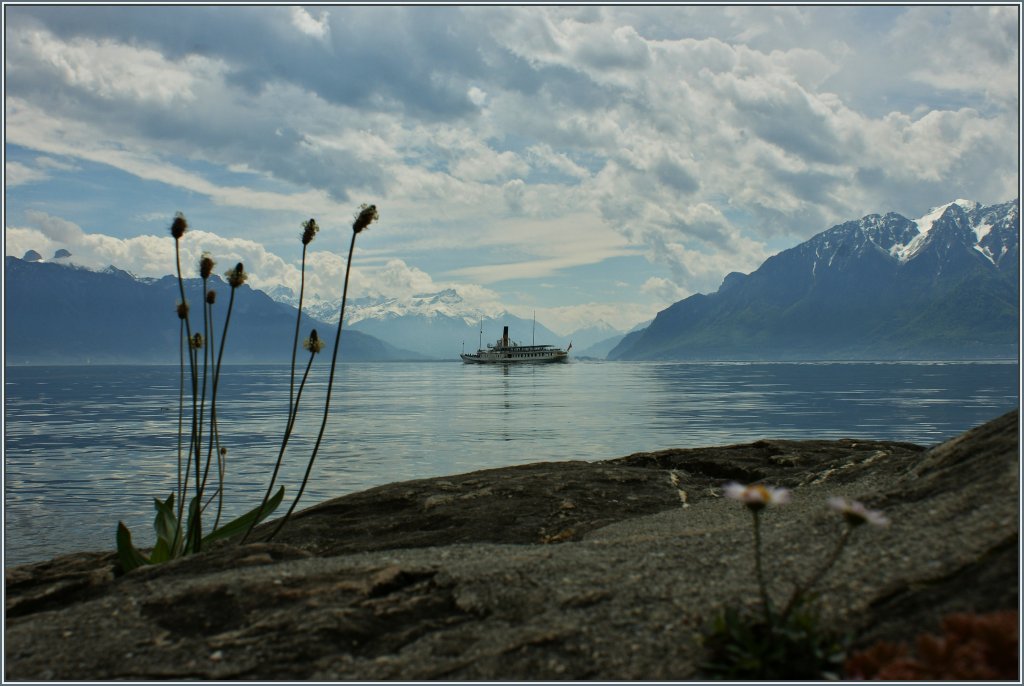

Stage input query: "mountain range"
[
  {"left": 6, "top": 198, "right": 1017, "bottom": 364},
  {"left": 4, "top": 258, "right": 422, "bottom": 365},
  {"left": 610, "top": 199, "right": 1019, "bottom": 361},
  {"left": 266, "top": 287, "right": 600, "bottom": 360}
]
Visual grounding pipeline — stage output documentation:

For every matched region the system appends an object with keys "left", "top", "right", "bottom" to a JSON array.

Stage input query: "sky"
[{"left": 3, "top": 4, "right": 1020, "bottom": 334}]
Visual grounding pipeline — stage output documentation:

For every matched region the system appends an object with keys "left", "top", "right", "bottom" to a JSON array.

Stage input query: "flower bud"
[
  {"left": 226, "top": 262, "right": 247, "bottom": 289},
  {"left": 303, "top": 329, "right": 325, "bottom": 354},
  {"left": 353, "top": 204, "right": 378, "bottom": 233},
  {"left": 176, "top": 301, "right": 189, "bottom": 319},
  {"left": 199, "top": 253, "right": 215, "bottom": 279},
  {"left": 170, "top": 212, "right": 188, "bottom": 240},
  {"left": 206, "top": 290, "right": 217, "bottom": 304},
  {"left": 301, "top": 218, "right": 319, "bottom": 245}
]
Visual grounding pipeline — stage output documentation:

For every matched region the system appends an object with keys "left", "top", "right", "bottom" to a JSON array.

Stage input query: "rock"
[
  {"left": 21, "top": 250, "right": 42, "bottom": 262},
  {"left": 4, "top": 410, "right": 1018, "bottom": 680},
  {"left": 53, "top": 248, "right": 72, "bottom": 259}
]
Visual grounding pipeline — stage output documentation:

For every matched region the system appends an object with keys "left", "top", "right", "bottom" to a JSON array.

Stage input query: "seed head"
[
  {"left": 206, "top": 290, "right": 217, "bottom": 305},
  {"left": 301, "top": 218, "right": 319, "bottom": 245},
  {"left": 199, "top": 252, "right": 215, "bottom": 279},
  {"left": 303, "top": 329, "right": 325, "bottom": 354},
  {"left": 353, "top": 204, "right": 379, "bottom": 233},
  {"left": 170, "top": 212, "right": 188, "bottom": 240},
  {"left": 226, "top": 262, "right": 247, "bottom": 289},
  {"left": 190, "top": 333, "right": 204, "bottom": 349},
  {"left": 176, "top": 301, "right": 189, "bottom": 319}
]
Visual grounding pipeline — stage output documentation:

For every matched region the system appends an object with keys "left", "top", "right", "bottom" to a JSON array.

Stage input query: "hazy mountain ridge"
[
  {"left": 269, "top": 286, "right": 619, "bottom": 360},
  {"left": 4, "top": 257, "right": 423, "bottom": 364},
  {"left": 610, "top": 199, "right": 1019, "bottom": 361}
]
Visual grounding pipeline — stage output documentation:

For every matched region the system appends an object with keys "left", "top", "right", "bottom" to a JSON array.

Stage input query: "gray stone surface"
[{"left": 5, "top": 410, "right": 1018, "bottom": 680}]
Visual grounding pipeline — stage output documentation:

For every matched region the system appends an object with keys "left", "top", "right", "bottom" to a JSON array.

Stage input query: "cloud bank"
[{"left": 4, "top": 5, "right": 1018, "bottom": 331}]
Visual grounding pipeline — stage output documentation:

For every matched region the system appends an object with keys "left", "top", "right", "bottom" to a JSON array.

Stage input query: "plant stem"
[
  {"left": 288, "top": 245, "right": 308, "bottom": 417},
  {"left": 268, "top": 231, "right": 358, "bottom": 541},
  {"left": 177, "top": 318, "right": 185, "bottom": 510},
  {"left": 201, "top": 296, "right": 226, "bottom": 530},
  {"left": 190, "top": 276, "right": 211, "bottom": 553},
  {"left": 241, "top": 349, "right": 316, "bottom": 544},
  {"left": 199, "top": 284, "right": 237, "bottom": 536},
  {"left": 173, "top": 240, "right": 199, "bottom": 551},
  {"left": 781, "top": 526, "right": 852, "bottom": 621},
  {"left": 752, "top": 508, "right": 773, "bottom": 626}
]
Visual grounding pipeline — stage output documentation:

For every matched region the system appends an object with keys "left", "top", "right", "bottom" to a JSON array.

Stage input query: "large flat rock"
[{"left": 5, "top": 410, "right": 1018, "bottom": 680}]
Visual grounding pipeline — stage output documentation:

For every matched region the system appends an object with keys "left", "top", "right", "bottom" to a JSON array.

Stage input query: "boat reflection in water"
[{"left": 461, "top": 325, "right": 570, "bottom": 364}]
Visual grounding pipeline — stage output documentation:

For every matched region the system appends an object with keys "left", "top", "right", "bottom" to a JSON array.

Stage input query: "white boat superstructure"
[{"left": 460, "top": 325, "right": 570, "bottom": 364}]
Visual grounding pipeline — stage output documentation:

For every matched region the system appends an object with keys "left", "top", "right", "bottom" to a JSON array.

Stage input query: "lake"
[{"left": 3, "top": 360, "right": 1018, "bottom": 566}]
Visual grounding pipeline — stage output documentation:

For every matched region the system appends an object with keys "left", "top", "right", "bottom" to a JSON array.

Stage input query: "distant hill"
[
  {"left": 271, "top": 287, "right": 574, "bottom": 360},
  {"left": 4, "top": 257, "right": 422, "bottom": 364},
  {"left": 609, "top": 199, "right": 1019, "bottom": 361}
]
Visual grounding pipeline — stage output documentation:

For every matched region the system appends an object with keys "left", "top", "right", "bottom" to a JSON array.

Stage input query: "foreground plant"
[
  {"left": 117, "top": 206, "right": 377, "bottom": 570},
  {"left": 265, "top": 203, "right": 378, "bottom": 541},
  {"left": 699, "top": 483, "right": 890, "bottom": 680},
  {"left": 844, "top": 610, "right": 1018, "bottom": 680}
]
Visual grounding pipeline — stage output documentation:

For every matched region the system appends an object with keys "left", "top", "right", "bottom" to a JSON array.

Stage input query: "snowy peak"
[
  {"left": 972, "top": 200, "right": 1020, "bottom": 268},
  {"left": 807, "top": 199, "right": 1018, "bottom": 270},
  {"left": 609, "top": 197, "right": 1018, "bottom": 362},
  {"left": 344, "top": 288, "right": 495, "bottom": 327}
]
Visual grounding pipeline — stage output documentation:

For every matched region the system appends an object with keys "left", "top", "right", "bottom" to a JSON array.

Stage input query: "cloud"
[
  {"left": 889, "top": 6, "right": 1018, "bottom": 111},
  {"left": 4, "top": 211, "right": 510, "bottom": 318},
  {"left": 3, "top": 5, "right": 1018, "bottom": 314},
  {"left": 527, "top": 301, "right": 662, "bottom": 336},
  {"left": 290, "top": 7, "right": 330, "bottom": 42},
  {"left": 6, "top": 160, "right": 50, "bottom": 186},
  {"left": 6, "top": 211, "right": 304, "bottom": 294},
  {"left": 641, "top": 276, "right": 689, "bottom": 304}
]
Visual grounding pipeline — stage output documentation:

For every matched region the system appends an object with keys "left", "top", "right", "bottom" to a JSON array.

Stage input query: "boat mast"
[
  {"left": 479, "top": 318, "right": 483, "bottom": 350},
  {"left": 532, "top": 311, "right": 536, "bottom": 346}
]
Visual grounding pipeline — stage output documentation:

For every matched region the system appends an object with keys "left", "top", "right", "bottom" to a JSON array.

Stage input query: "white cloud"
[
  {"left": 467, "top": 86, "right": 487, "bottom": 107},
  {"left": 290, "top": 7, "right": 331, "bottom": 42},
  {"left": 5, "top": 160, "right": 50, "bottom": 186},
  {"left": 3, "top": 6, "right": 1017, "bottom": 321},
  {"left": 641, "top": 276, "right": 688, "bottom": 304},
  {"left": 9, "top": 27, "right": 207, "bottom": 105},
  {"left": 889, "top": 6, "right": 1017, "bottom": 110},
  {"left": 527, "top": 301, "right": 662, "bottom": 336}
]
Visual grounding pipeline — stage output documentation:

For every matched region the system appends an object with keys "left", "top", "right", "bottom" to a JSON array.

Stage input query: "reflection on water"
[{"left": 4, "top": 360, "right": 1018, "bottom": 565}]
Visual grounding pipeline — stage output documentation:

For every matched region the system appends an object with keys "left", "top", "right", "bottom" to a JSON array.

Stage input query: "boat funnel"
[{"left": 502, "top": 326, "right": 509, "bottom": 347}]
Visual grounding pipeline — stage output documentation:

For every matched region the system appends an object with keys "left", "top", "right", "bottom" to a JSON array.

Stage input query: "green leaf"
[
  {"left": 149, "top": 537, "right": 172, "bottom": 564},
  {"left": 203, "top": 486, "right": 285, "bottom": 546},
  {"left": 116, "top": 522, "right": 150, "bottom": 572},
  {"left": 152, "top": 493, "right": 181, "bottom": 555}
]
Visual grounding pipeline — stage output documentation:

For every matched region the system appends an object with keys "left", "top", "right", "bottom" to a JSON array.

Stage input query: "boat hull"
[
  {"left": 460, "top": 350, "right": 569, "bottom": 364},
  {"left": 461, "top": 324, "right": 570, "bottom": 364}
]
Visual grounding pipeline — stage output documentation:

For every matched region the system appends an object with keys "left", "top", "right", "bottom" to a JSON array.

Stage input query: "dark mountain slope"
[
  {"left": 4, "top": 257, "right": 420, "bottom": 364},
  {"left": 610, "top": 200, "right": 1018, "bottom": 361}
]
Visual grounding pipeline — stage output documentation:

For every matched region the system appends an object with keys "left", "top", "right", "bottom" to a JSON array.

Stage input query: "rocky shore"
[{"left": 5, "top": 410, "right": 1018, "bottom": 680}]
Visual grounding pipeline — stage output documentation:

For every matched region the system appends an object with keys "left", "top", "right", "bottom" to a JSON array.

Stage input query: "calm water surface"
[{"left": 4, "top": 360, "right": 1018, "bottom": 565}]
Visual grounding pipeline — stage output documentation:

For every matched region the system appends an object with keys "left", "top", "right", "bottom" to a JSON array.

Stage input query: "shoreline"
[{"left": 5, "top": 409, "right": 1018, "bottom": 680}]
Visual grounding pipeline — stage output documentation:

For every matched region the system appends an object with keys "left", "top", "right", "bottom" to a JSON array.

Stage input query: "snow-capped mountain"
[
  {"left": 611, "top": 199, "right": 1019, "bottom": 361},
  {"left": 347, "top": 289, "right": 493, "bottom": 327},
  {"left": 268, "top": 286, "right": 580, "bottom": 360}
]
